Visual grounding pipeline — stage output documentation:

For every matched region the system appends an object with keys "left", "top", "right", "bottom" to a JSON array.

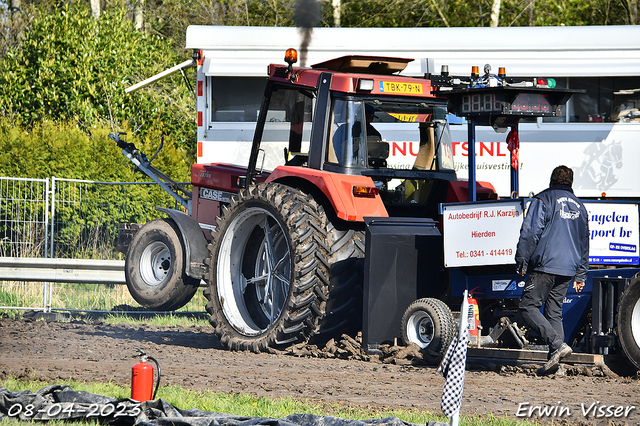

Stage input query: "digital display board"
[
  {"left": 442, "top": 86, "right": 580, "bottom": 125},
  {"left": 459, "top": 92, "right": 554, "bottom": 115}
]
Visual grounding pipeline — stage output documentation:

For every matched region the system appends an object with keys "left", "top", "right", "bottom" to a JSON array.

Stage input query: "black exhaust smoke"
[{"left": 294, "top": 0, "right": 321, "bottom": 66}]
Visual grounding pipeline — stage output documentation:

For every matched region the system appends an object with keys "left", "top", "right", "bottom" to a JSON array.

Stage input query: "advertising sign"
[
  {"left": 443, "top": 201, "right": 525, "bottom": 267},
  {"left": 585, "top": 202, "right": 639, "bottom": 265},
  {"left": 444, "top": 200, "right": 639, "bottom": 268},
  {"left": 449, "top": 122, "right": 640, "bottom": 199}
]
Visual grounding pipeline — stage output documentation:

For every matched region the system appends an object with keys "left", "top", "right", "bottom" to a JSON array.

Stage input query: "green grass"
[
  {"left": 0, "top": 280, "right": 207, "bottom": 315},
  {"left": 0, "top": 376, "right": 543, "bottom": 426},
  {"left": 48, "top": 282, "right": 209, "bottom": 313},
  {"left": 0, "top": 310, "right": 31, "bottom": 319},
  {"left": 99, "top": 313, "right": 210, "bottom": 327}
]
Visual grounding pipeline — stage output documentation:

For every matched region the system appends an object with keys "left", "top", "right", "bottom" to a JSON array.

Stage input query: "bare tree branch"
[
  {"left": 430, "top": 0, "right": 449, "bottom": 27},
  {"left": 490, "top": 0, "right": 500, "bottom": 26}
]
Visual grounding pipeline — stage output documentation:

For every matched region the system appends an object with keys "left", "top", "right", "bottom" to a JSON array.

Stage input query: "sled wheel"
[
  {"left": 401, "top": 298, "right": 456, "bottom": 355},
  {"left": 204, "top": 182, "right": 331, "bottom": 352},
  {"left": 125, "top": 218, "right": 200, "bottom": 311},
  {"left": 618, "top": 275, "right": 640, "bottom": 369}
]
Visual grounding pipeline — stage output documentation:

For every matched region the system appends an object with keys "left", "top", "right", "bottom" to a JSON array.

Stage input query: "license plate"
[{"left": 379, "top": 81, "right": 423, "bottom": 94}]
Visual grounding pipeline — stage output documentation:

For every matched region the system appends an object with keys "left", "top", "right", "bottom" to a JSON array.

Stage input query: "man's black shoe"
[{"left": 537, "top": 343, "right": 572, "bottom": 376}]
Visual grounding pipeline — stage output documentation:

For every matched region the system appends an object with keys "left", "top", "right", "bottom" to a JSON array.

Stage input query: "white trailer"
[{"left": 185, "top": 25, "right": 640, "bottom": 198}]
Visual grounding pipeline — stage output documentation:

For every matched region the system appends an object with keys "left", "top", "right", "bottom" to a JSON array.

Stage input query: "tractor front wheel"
[{"left": 125, "top": 218, "right": 200, "bottom": 311}]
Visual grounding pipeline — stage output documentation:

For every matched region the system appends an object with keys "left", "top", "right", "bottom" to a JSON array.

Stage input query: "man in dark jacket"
[{"left": 515, "top": 165, "right": 589, "bottom": 375}]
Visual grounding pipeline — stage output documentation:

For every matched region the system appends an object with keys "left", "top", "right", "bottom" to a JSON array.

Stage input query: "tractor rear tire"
[
  {"left": 618, "top": 274, "right": 640, "bottom": 369},
  {"left": 401, "top": 298, "right": 456, "bottom": 355},
  {"left": 125, "top": 218, "right": 200, "bottom": 311},
  {"left": 311, "top": 223, "right": 365, "bottom": 344},
  {"left": 204, "top": 183, "right": 331, "bottom": 352}
]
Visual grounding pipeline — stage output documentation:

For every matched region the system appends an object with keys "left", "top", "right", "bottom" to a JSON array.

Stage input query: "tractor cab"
[
  {"left": 246, "top": 50, "right": 494, "bottom": 221},
  {"left": 324, "top": 95, "right": 461, "bottom": 218}
]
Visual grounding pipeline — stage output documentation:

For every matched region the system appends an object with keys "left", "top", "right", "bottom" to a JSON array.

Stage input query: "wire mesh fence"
[
  {"left": 0, "top": 282, "right": 48, "bottom": 311},
  {"left": 0, "top": 176, "right": 206, "bottom": 315},
  {"left": 50, "top": 177, "right": 185, "bottom": 259},
  {"left": 0, "top": 177, "right": 49, "bottom": 258}
]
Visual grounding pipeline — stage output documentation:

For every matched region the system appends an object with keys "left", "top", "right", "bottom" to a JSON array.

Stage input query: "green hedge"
[
  {"left": 0, "top": 119, "right": 193, "bottom": 259},
  {"left": 0, "top": 2, "right": 197, "bottom": 259},
  {"left": 0, "top": 120, "right": 191, "bottom": 182},
  {"left": 0, "top": 1, "right": 195, "bottom": 152}
]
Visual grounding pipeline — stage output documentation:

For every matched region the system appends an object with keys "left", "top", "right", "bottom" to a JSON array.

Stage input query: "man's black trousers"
[{"left": 518, "top": 271, "right": 573, "bottom": 352}]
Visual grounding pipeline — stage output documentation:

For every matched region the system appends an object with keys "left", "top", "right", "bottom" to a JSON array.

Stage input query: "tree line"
[{"left": 0, "top": 0, "right": 637, "bottom": 182}]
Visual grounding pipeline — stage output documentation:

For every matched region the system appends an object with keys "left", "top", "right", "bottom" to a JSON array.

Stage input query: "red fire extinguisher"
[
  {"left": 467, "top": 295, "right": 481, "bottom": 338},
  {"left": 131, "top": 347, "right": 160, "bottom": 402}
]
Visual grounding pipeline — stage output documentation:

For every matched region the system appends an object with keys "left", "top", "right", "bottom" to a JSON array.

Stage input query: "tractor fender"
[
  {"left": 156, "top": 207, "right": 208, "bottom": 279},
  {"left": 266, "top": 166, "right": 388, "bottom": 222}
]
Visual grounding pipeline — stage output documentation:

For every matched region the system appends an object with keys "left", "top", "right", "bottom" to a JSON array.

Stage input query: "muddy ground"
[{"left": 1, "top": 316, "right": 639, "bottom": 425}]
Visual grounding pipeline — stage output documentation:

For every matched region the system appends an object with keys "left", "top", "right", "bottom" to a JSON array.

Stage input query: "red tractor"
[{"left": 114, "top": 48, "right": 496, "bottom": 353}]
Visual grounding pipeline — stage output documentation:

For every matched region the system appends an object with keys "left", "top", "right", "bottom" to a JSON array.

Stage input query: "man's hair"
[{"left": 550, "top": 165, "right": 574, "bottom": 186}]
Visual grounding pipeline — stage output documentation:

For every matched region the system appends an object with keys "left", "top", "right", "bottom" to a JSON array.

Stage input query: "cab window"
[{"left": 258, "top": 85, "right": 314, "bottom": 171}]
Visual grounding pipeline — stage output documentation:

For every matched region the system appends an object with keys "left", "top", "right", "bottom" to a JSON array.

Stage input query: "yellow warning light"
[{"left": 285, "top": 48, "right": 298, "bottom": 66}]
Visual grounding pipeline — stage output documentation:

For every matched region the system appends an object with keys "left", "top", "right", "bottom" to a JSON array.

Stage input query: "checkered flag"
[{"left": 437, "top": 292, "right": 469, "bottom": 421}]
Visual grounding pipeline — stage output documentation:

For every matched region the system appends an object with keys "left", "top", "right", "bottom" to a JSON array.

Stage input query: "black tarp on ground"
[{"left": 0, "top": 386, "right": 448, "bottom": 426}]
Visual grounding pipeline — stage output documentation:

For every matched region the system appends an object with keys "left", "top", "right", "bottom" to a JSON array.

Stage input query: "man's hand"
[
  {"left": 573, "top": 281, "right": 585, "bottom": 292},
  {"left": 516, "top": 264, "right": 525, "bottom": 276}
]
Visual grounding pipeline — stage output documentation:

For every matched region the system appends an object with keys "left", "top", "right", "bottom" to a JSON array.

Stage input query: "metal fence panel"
[
  {"left": 0, "top": 177, "right": 49, "bottom": 258},
  {"left": 0, "top": 177, "right": 205, "bottom": 314},
  {"left": 0, "top": 177, "right": 49, "bottom": 311},
  {"left": 0, "top": 282, "right": 47, "bottom": 311},
  {"left": 50, "top": 177, "right": 187, "bottom": 260},
  {"left": 0, "top": 257, "right": 126, "bottom": 284}
]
